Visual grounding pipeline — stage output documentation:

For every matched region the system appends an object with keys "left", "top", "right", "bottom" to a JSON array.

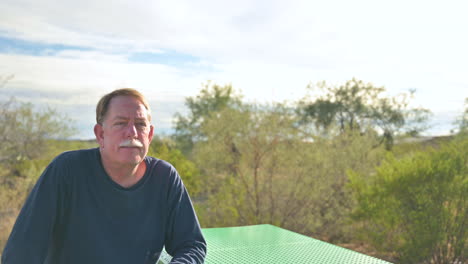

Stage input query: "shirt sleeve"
[
  {"left": 164, "top": 166, "right": 207, "bottom": 264},
  {"left": 1, "top": 155, "right": 68, "bottom": 264}
]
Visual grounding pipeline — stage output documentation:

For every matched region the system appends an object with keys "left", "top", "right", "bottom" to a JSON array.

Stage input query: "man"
[{"left": 2, "top": 89, "right": 206, "bottom": 264}]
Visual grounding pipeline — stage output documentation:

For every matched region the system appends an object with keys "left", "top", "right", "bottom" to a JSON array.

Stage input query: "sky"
[{"left": 0, "top": 0, "right": 467, "bottom": 139}]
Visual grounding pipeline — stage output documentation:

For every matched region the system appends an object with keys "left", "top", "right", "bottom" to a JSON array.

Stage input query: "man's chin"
[
  {"left": 124, "top": 156, "right": 144, "bottom": 164},
  {"left": 116, "top": 154, "right": 145, "bottom": 166},
  {"left": 100, "top": 149, "right": 146, "bottom": 169}
]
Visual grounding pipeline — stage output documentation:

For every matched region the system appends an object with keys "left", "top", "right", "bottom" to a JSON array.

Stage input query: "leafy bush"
[
  {"left": 148, "top": 138, "right": 201, "bottom": 196},
  {"left": 193, "top": 104, "right": 386, "bottom": 243},
  {"left": 349, "top": 137, "right": 467, "bottom": 263}
]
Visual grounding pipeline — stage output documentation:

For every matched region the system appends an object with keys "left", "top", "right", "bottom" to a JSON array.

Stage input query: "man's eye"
[{"left": 114, "top": 122, "right": 126, "bottom": 126}]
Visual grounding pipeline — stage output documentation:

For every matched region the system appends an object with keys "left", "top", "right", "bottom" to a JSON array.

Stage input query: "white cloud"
[
  {"left": 0, "top": 52, "right": 207, "bottom": 102},
  {"left": 0, "top": 0, "right": 467, "bottom": 138},
  {"left": 0, "top": 52, "right": 208, "bottom": 139}
]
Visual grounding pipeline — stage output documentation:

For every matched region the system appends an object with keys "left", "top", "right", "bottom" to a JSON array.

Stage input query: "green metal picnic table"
[{"left": 201, "top": 224, "right": 392, "bottom": 264}]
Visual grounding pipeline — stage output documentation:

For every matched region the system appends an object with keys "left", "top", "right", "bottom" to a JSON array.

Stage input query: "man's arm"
[
  {"left": 164, "top": 167, "right": 206, "bottom": 264},
  {"left": 1, "top": 157, "right": 66, "bottom": 264}
]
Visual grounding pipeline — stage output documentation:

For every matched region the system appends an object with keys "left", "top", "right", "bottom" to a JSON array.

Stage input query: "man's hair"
[{"left": 96, "top": 88, "right": 151, "bottom": 125}]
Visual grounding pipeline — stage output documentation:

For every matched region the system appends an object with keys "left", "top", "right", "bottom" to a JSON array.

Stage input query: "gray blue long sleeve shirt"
[{"left": 1, "top": 148, "right": 206, "bottom": 264}]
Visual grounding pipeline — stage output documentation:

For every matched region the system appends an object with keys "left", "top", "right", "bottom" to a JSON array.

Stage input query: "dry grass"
[{"left": 0, "top": 210, "right": 18, "bottom": 254}]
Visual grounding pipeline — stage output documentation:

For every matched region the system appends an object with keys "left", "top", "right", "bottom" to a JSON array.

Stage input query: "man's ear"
[
  {"left": 94, "top": 124, "right": 104, "bottom": 147},
  {"left": 148, "top": 125, "right": 154, "bottom": 143}
]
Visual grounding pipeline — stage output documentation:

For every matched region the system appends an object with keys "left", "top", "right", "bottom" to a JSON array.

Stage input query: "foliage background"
[{"left": 1, "top": 79, "right": 466, "bottom": 263}]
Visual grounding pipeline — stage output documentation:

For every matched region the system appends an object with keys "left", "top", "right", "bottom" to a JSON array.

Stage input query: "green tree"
[
  {"left": 148, "top": 137, "right": 201, "bottom": 196},
  {"left": 297, "top": 78, "right": 431, "bottom": 149},
  {"left": 193, "top": 103, "right": 386, "bottom": 242},
  {"left": 0, "top": 98, "right": 75, "bottom": 175},
  {"left": 193, "top": 104, "right": 310, "bottom": 228},
  {"left": 453, "top": 98, "right": 468, "bottom": 134},
  {"left": 173, "top": 82, "right": 242, "bottom": 155},
  {"left": 349, "top": 138, "right": 467, "bottom": 263}
]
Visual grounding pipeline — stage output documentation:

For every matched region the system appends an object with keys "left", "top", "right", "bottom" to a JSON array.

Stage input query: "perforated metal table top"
[{"left": 202, "top": 224, "right": 392, "bottom": 264}]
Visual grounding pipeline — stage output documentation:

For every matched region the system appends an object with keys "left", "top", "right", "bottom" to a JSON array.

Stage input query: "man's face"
[{"left": 94, "top": 95, "right": 154, "bottom": 168}]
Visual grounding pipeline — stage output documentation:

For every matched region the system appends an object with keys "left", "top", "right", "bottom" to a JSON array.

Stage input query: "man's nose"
[{"left": 125, "top": 123, "right": 138, "bottom": 137}]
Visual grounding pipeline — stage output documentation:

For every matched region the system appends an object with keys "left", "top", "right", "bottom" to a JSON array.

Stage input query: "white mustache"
[{"left": 119, "top": 139, "right": 143, "bottom": 148}]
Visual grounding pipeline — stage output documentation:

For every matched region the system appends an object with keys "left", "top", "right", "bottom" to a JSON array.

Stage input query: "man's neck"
[{"left": 101, "top": 158, "right": 147, "bottom": 188}]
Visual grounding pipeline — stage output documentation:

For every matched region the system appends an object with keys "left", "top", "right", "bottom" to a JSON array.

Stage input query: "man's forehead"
[
  {"left": 113, "top": 115, "right": 149, "bottom": 121},
  {"left": 104, "top": 95, "right": 152, "bottom": 122}
]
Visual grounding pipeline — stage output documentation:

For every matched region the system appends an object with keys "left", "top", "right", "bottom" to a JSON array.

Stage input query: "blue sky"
[
  {"left": 0, "top": 36, "right": 200, "bottom": 67},
  {"left": 0, "top": 36, "right": 90, "bottom": 55},
  {"left": 0, "top": 0, "right": 467, "bottom": 139}
]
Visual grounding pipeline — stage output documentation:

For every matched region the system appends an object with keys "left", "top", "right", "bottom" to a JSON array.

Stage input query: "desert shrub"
[{"left": 349, "top": 137, "right": 467, "bottom": 263}]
